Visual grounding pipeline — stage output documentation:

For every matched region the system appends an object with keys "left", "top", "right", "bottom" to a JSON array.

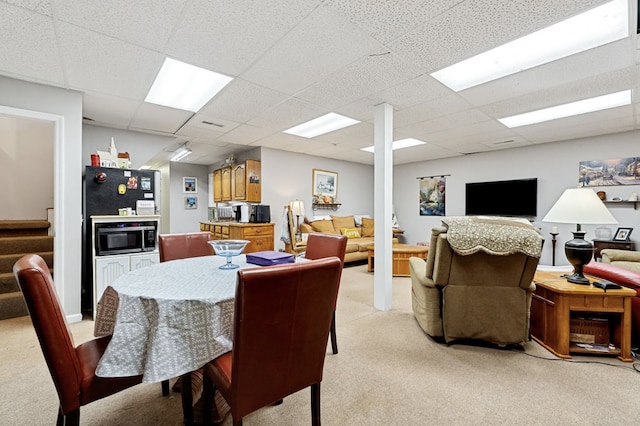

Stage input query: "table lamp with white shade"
[
  {"left": 542, "top": 188, "right": 617, "bottom": 284},
  {"left": 289, "top": 200, "right": 305, "bottom": 242}
]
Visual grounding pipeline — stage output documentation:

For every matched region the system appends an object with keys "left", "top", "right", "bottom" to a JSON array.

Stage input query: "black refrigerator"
[{"left": 81, "top": 166, "right": 160, "bottom": 312}]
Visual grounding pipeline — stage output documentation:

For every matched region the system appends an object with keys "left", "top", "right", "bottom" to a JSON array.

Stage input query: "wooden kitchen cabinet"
[
  {"left": 213, "top": 160, "right": 260, "bottom": 202},
  {"left": 232, "top": 159, "right": 261, "bottom": 202}
]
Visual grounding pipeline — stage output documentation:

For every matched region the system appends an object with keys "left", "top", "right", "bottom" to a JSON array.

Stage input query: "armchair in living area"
[
  {"left": 600, "top": 249, "right": 640, "bottom": 273},
  {"left": 409, "top": 216, "right": 543, "bottom": 346}
]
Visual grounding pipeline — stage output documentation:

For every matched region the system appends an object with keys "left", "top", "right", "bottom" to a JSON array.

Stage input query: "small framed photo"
[
  {"left": 613, "top": 227, "right": 633, "bottom": 241},
  {"left": 184, "top": 196, "right": 198, "bottom": 210},
  {"left": 183, "top": 177, "right": 197, "bottom": 193}
]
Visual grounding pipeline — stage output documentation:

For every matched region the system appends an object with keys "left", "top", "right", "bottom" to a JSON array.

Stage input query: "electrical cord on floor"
[{"left": 511, "top": 348, "right": 640, "bottom": 373}]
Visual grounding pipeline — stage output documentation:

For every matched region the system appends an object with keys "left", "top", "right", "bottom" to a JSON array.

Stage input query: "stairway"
[{"left": 0, "top": 220, "right": 53, "bottom": 320}]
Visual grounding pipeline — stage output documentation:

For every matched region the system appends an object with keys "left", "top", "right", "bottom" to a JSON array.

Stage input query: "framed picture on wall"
[
  {"left": 312, "top": 169, "right": 338, "bottom": 198},
  {"left": 184, "top": 196, "right": 198, "bottom": 210},
  {"left": 183, "top": 177, "right": 197, "bottom": 193}
]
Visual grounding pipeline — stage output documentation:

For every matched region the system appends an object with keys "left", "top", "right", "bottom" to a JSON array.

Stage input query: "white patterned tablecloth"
[{"left": 94, "top": 254, "right": 256, "bottom": 383}]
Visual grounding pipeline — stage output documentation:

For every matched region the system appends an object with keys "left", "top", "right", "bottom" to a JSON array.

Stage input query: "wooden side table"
[
  {"left": 367, "top": 244, "right": 428, "bottom": 277},
  {"left": 592, "top": 239, "right": 634, "bottom": 261},
  {"left": 530, "top": 270, "right": 635, "bottom": 362}
]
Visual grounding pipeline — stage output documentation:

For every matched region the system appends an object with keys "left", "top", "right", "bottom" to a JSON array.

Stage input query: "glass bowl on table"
[{"left": 208, "top": 240, "right": 250, "bottom": 269}]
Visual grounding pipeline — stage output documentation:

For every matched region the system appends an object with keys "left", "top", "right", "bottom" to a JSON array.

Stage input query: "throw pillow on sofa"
[
  {"left": 331, "top": 215, "right": 356, "bottom": 230},
  {"left": 362, "top": 217, "right": 374, "bottom": 237},
  {"left": 340, "top": 227, "right": 361, "bottom": 238},
  {"left": 310, "top": 219, "right": 338, "bottom": 234}
]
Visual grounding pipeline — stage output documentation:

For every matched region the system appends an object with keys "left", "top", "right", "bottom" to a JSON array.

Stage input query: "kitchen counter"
[{"left": 200, "top": 222, "right": 274, "bottom": 253}]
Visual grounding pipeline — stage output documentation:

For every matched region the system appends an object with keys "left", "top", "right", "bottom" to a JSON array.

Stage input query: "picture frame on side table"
[
  {"left": 312, "top": 169, "right": 338, "bottom": 198},
  {"left": 613, "top": 227, "right": 633, "bottom": 241},
  {"left": 183, "top": 177, "right": 197, "bottom": 193}
]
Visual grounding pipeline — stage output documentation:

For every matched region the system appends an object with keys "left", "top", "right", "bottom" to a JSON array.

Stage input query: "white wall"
[
  {"left": 260, "top": 147, "right": 374, "bottom": 250},
  {"left": 0, "top": 115, "right": 53, "bottom": 219},
  {"left": 168, "top": 162, "right": 210, "bottom": 233},
  {"left": 83, "top": 124, "right": 175, "bottom": 168},
  {"left": 0, "top": 75, "right": 83, "bottom": 320},
  {"left": 394, "top": 130, "right": 640, "bottom": 266}
]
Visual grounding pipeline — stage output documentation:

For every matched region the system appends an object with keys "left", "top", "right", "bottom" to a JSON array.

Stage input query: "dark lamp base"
[
  {"left": 563, "top": 231, "right": 593, "bottom": 286},
  {"left": 564, "top": 272, "right": 590, "bottom": 285}
]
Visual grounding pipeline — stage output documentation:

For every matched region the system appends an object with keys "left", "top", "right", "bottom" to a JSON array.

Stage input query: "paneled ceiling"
[{"left": 1, "top": 0, "right": 638, "bottom": 167}]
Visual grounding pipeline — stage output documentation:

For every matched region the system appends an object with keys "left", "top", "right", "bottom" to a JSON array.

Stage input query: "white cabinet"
[{"left": 93, "top": 251, "right": 159, "bottom": 315}]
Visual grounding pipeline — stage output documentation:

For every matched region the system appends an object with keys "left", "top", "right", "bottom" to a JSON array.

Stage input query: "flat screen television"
[{"left": 465, "top": 178, "right": 537, "bottom": 218}]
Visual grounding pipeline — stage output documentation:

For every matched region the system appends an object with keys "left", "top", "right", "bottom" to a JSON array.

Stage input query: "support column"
[{"left": 373, "top": 103, "right": 393, "bottom": 311}]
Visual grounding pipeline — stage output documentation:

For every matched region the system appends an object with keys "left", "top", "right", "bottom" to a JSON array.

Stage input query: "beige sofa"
[
  {"left": 299, "top": 215, "right": 397, "bottom": 263},
  {"left": 409, "top": 216, "right": 543, "bottom": 345},
  {"left": 601, "top": 249, "right": 640, "bottom": 273}
]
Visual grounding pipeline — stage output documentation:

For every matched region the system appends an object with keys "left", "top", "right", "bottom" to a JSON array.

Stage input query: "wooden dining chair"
[
  {"left": 13, "top": 254, "right": 143, "bottom": 426},
  {"left": 199, "top": 257, "right": 342, "bottom": 426},
  {"left": 158, "top": 232, "right": 213, "bottom": 405},
  {"left": 304, "top": 233, "right": 348, "bottom": 354}
]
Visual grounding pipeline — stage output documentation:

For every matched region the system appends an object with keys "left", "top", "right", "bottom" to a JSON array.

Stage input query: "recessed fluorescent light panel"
[
  {"left": 361, "top": 138, "right": 426, "bottom": 153},
  {"left": 498, "top": 90, "right": 631, "bottom": 128},
  {"left": 145, "top": 57, "right": 233, "bottom": 112},
  {"left": 431, "top": 0, "right": 628, "bottom": 91},
  {"left": 170, "top": 146, "right": 192, "bottom": 162},
  {"left": 283, "top": 113, "right": 360, "bottom": 138}
]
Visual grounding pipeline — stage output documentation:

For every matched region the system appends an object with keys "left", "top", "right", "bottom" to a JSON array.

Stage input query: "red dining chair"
[
  {"left": 13, "top": 254, "right": 143, "bottom": 426},
  {"left": 158, "top": 231, "right": 213, "bottom": 415},
  {"left": 199, "top": 257, "right": 342, "bottom": 426},
  {"left": 158, "top": 231, "right": 213, "bottom": 262},
  {"left": 304, "top": 233, "right": 348, "bottom": 354}
]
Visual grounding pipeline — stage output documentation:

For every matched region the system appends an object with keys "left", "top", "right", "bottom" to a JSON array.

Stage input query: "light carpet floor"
[{"left": 2, "top": 264, "right": 640, "bottom": 425}]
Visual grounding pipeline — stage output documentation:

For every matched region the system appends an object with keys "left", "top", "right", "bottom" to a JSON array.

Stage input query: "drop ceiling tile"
[
  {"left": 394, "top": 95, "right": 472, "bottom": 128},
  {"left": 129, "top": 102, "right": 193, "bottom": 134},
  {"left": 82, "top": 91, "right": 141, "bottom": 127},
  {"left": 296, "top": 49, "right": 423, "bottom": 109},
  {"left": 166, "top": 0, "right": 322, "bottom": 76},
  {"left": 57, "top": 22, "right": 164, "bottom": 99},
  {"left": 53, "top": 0, "right": 185, "bottom": 51},
  {"left": 174, "top": 123, "right": 228, "bottom": 141},
  {"left": 0, "top": 3, "right": 64, "bottom": 85},
  {"left": 199, "top": 79, "right": 291, "bottom": 124},
  {"left": 241, "top": 4, "right": 383, "bottom": 94},
  {"left": 216, "top": 124, "right": 276, "bottom": 145},
  {"left": 248, "top": 97, "right": 326, "bottom": 131},
  {"left": 326, "top": 0, "right": 463, "bottom": 44},
  {"left": 5, "top": 0, "right": 52, "bottom": 15},
  {"left": 369, "top": 74, "right": 452, "bottom": 110}
]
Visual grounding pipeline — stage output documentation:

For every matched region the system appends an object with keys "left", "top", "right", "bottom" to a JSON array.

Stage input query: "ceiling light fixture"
[
  {"left": 431, "top": 0, "right": 628, "bottom": 91},
  {"left": 498, "top": 90, "right": 631, "bottom": 128},
  {"left": 171, "top": 145, "right": 192, "bottom": 162},
  {"left": 361, "top": 138, "right": 426, "bottom": 153},
  {"left": 283, "top": 112, "right": 360, "bottom": 138},
  {"left": 145, "top": 57, "right": 233, "bottom": 112}
]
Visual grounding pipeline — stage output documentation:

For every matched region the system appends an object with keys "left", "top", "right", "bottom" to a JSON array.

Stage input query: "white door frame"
[{"left": 0, "top": 105, "right": 67, "bottom": 305}]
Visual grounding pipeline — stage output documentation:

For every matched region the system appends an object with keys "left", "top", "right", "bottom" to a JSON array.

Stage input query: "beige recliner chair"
[{"left": 409, "top": 216, "right": 543, "bottom": 346}]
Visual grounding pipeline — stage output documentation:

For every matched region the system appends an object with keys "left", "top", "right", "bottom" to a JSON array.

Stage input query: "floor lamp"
[
  {"left": 290, "top": 200, "right": 305, "bottom": 242},
  {"left": 542, "top": 188, "right": 617, "bottom": 284}
]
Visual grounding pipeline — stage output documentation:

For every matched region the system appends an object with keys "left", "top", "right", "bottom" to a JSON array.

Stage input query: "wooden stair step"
[
  {"left": 0, "top": 236, "right": 54, "bottom": 255},
  {"left": 0, "top": 292, "right": 28, "bottom": 320},
  {"left": 0, "top": 252, "right": 53, "bottom": 274},
  {"left": 0, "top": 220, "right": 50, "bottom": 237}
]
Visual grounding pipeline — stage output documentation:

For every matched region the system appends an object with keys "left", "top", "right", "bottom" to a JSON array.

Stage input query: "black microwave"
[{"left": 96, "top": 225, "right": 156, "bottom": 256}]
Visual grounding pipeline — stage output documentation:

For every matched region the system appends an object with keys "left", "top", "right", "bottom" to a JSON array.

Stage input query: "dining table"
[{"left": 93, "top": 253, "right": 303, "bottom": 423}]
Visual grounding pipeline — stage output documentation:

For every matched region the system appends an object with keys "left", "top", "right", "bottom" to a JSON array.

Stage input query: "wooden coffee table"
[
  {"left": 530, "top": 270, "right": 635, "bottom": 362},
  {"left": 367, "top": 244, "right": 428, "bottom": 277}
]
